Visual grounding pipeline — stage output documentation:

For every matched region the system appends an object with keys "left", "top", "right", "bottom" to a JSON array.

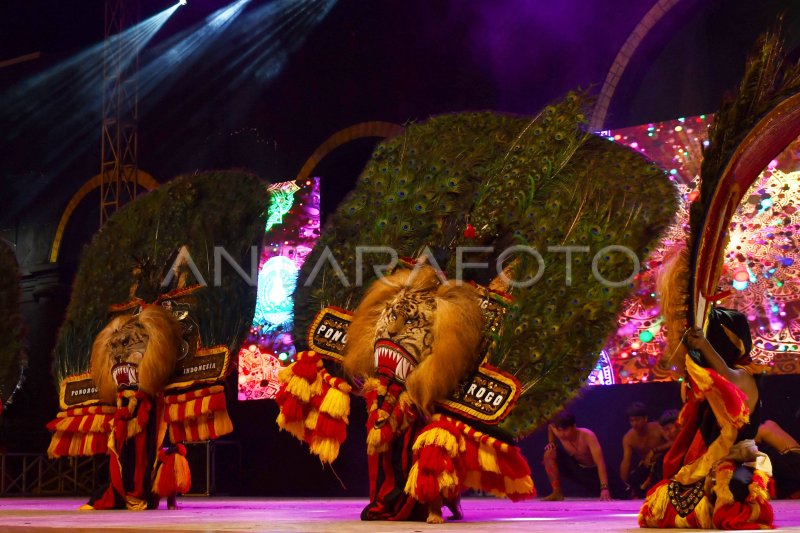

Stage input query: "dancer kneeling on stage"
[
  {"left": 543, "top": 411, "right": 611, "bottom": 501},
  {"left": 639, "top": 305, "right": 773, "bottom": 529}
]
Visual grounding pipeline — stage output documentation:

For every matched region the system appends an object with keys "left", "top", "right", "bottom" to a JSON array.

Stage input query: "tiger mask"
[
  {"left": 90, "top": 305, "right": 183, "bottom": 404},
  {"left": 343, "top": 265, "right": 485, "bottom": 416}
]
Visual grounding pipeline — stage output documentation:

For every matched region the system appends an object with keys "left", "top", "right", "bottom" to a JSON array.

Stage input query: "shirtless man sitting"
[
  {"left": 634, "top": 408, "right": 680, "bottom": 493},
  {"left": 756, "top": 419, "right": 800, "bottom": 498},
  {"left": 620, "top": 402, "right": 668, "bottom": 498},
  {"left": 542, "top": 411, "right": 611, "bottom": 501}
]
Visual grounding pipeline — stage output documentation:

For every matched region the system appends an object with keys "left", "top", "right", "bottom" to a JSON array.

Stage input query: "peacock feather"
[
  {"left": 53, "top": 171, "right": 268, "bottom": 387},
  {"left": 0, "top": 239, "right": 24, "bottom": 405},
  {"left": 294, "top": 93, "right": 678, "bottom": 438}
]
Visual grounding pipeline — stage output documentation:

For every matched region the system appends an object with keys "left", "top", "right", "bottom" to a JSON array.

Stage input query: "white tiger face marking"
[
  {"left": 373, "top": 289, "right": 435, "bottom": 382},
  {"left": 108, "top": 321, "right": 149, "bottom": 390}
]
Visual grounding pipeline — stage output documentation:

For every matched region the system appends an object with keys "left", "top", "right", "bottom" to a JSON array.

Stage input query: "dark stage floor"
[{"left": 1, "top": 497, "right": 800, "bottom": 532}]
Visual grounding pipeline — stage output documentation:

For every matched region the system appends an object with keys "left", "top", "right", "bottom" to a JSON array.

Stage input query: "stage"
[{"left": 1, "top": 498, "right": 800, "bottom": 532}]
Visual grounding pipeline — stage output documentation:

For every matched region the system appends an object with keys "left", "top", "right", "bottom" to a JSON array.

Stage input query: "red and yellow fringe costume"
[
  {"left": 47, "top": 385, "right": 231, "bottom": 510},
  {"left": 638, "top": 357, "right": 773, "bottom": 529},
  {"left": 276, "top": 350, "right": 534, "bottom": 521}
]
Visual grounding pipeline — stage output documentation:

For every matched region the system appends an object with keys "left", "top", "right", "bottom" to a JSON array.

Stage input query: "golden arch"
[
  {"left": 590, "top": 0, "right": 684, "bottom": 130},
  {"left": 50, "top": 122, "right": 405, "bottom": 263},
  {"left": 295, "top": 121, "right": 404, "bottom": 183},
  {"left": 49, "top": 169, "right": 159, "bottom": 263}
]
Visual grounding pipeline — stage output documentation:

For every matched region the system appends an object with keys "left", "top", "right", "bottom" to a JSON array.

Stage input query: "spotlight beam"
[
  {"left": 0, "top": 5, "right": 179, "bottom": 172},
  {"left": 135, "top": 0, "right": 252, "bottom": 105}
]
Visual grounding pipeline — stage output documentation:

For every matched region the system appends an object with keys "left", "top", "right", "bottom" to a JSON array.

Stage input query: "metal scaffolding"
[
  {"left": 0, "top": 453, "right": 108, "bottom": 496},
  {"left": 100, "top": 0, "right": 140, "bottom": 226}
]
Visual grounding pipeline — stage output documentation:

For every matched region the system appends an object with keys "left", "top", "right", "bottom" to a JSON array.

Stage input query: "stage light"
[
  {"left": 254, "top": 255, "right": 298, "bottom": 326},
  {"left": 0, "top": 4, "right": 179, "bottom": 173},
  {"left": 638, "top": 330, "right": 654, "bottom": 343},
  {"left": 238, "top": 179, "right": 321, "bottom": 401},
  {"left": 732, "top": 279, "right": 749, "bottom": 291},
  {"left": 733, "top": 268, "right": 749, "bottom": 282},
  {"left": 179, "top": 0, "right": 187, "bottom": 5}
]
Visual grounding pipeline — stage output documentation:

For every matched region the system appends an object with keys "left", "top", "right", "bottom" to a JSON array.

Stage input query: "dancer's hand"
[
  {"left": 643, "top": 450, "right": 655, "bottom": 466},
  {"left": 599, "top": 488, "right": 612, "bottom": 501},
  {"left": 684, "top": 327, "right": 711, "bottom": 352}
]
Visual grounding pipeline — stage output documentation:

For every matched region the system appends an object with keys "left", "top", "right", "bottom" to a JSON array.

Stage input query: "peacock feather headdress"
[
  {"left": 53, "top": 171, "right": 268, "bottom": 386},
  {"left": 294, "top": 93, "right": 678, "bottom": 438},
  {"left": 0, "top": 239, "right": 24, "bottom": 407}
]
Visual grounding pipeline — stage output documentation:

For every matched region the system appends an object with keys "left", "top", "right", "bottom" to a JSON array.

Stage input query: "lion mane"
[
  {"left": 90, "top": 305, "right": 183, "bottom": 404},
  {"left": 344, "top": 266, "right": 485, "bottom": 415}
]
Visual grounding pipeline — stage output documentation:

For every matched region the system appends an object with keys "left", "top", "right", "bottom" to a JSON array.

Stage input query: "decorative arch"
[
  {"left": 590, "top": 0, "right": 685, "bottom": 131},
  {"left": 49, "top": 168, "right": 159, "bottom": 263},
  {"left": 294, "top": 121, "right": 404, "bottom": 183}
]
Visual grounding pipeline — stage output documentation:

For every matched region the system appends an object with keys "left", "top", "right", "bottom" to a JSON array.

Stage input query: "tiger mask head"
[
  {"left": 90, "top": 305, "right": 183, "bottom": 404},
  {"left": 343, "top": 265, "right": 485, "bottom": 415}
]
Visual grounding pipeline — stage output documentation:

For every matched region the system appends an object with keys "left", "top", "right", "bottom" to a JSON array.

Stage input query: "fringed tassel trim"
[
  {"left": 711, "top": 462, "right": 774, "bottom": 530},
  {"left": 319, "top": 372, "right": 351, "bottom": 421},
  {"left": 309, "top": 420, "right": 346, "bottom": 460},
  {"left": 638, "top": 479, "right": 712, "bottom": 529},
  {"left": 275, "top": 351, "right": 351, "bottom": 464},
  {"left": 53, "top": 405, "right": 116, "bottom": 418},
  {"left": 638, "top": 480, "right": 670, "bottom": 527},
  {"left": 113, "top": 390, "right": 150, "bottom": 443},
  {"left": 278, "top": 350, "right": 324, "bottom": 403},
  {"left": 306, "top": 365, "right": 350, "bottom": 464},
  {"left": 673, "top": 358, "right": 750, "bottom": 486},
  {"left": 405, "top": 416, "right": 463, "bottom": 503},
  {"left": 165, "top": 386, "right": 233, "bottom": 443},
  {"left": 365, "top": 380, "right": 415, "bottom": 456},
  {"left": 276, "top": 351, "right": 323, "bottom": 442},
  {"left": 276, "top": 412, "right": 306, "bottom": 441},
  {"left": 46, "top": 406, "right": 116, "bottom": 458},
  {"left": 153, "top": 443, "right": 192, "bottom": 497},
  {"left": 412, "top": 421, "right": 462, "bottom": 457},
  {"left": 435, "top": 414, "right": 535, "bottom": 501}
]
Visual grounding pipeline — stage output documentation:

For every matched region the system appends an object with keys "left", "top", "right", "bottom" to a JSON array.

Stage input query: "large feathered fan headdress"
[{"left": 294, "top": 93, "right": 677, "bottom": 439}]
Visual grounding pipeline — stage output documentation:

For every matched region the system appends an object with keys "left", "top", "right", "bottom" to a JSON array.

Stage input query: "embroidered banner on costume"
[
  {"left": 307, "top": 306, "right": 519, "bottom": 423},
  {"left": 437, "top": 363, "right": 519, "bottom": 422},
  {"left": 60, "top": 373, "right": 101, "bottom": 409},
  {"left": 307, "top": 307, "right": 352, "bottom": 361},
  {"left": 167, "top": 345, "right": 230, "bottom": 390}
]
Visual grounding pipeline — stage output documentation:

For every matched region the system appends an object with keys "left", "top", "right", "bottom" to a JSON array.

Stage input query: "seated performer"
[
  {"left": 658, "top": 409, "right": 680, "bottom": 443},
  {"left": 543, "top": 411, "right": 611, "bottom": 501},
  {"left": 756, "top": 419, "right": 800, "bottom": 498},
  {"left": 652, "top": 410, "right": 680, "bottom": 475},
  {"left": 639, "top": 302, "right": 773, "bottom": 528},
  {"left": 628, "top": 408, "right": 681, "bottom": 498},
  {"left": 621, "top": 402, "right": 669, "bottom": 498}
]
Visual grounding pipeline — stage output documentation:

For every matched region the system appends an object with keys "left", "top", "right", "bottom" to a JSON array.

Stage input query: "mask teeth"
[
  {"left": 373, "top": 342, "right": 415, "bottom": 381},
  {"left": 112, "top": 363, "right": 139, "bottom": 386}
]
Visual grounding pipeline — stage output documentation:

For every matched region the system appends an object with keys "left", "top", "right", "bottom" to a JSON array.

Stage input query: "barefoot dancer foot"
[{"left": 445, "top": 496, "right": 463, "bottom": 520}]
